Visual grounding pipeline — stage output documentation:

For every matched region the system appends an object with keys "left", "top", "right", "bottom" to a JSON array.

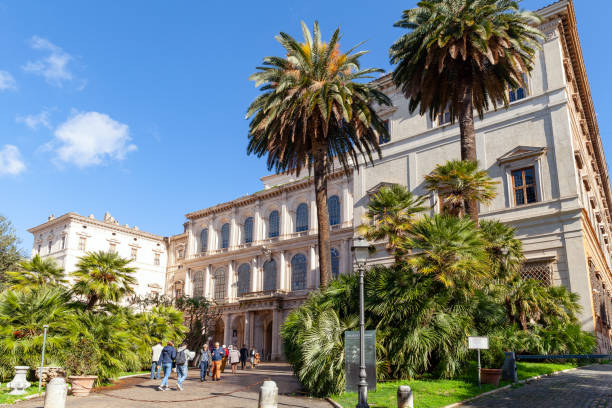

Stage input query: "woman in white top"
[{"left": 229, "top": 345, "right": 241, "bottom": 374}]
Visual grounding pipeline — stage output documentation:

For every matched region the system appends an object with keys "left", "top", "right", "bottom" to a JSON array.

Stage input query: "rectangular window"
[
  {"left": 48, "top": 241, "right": 52, "bottom": 254},
  {"left": 154, "top": 253, "right": 160, "bottom": 266},
  {"left": 512, "top": 167, "right": 538, "bottom": 205},
  {"left": 109, "top": 243, "right": 117, "bottom": 253},
  {"left": 437, "top": 110, "right": 451, "bottom": 126},
  {"left": 130, "top": 247, "right": 138, "bottom": 260},
  {"left": 78, "top": 237, "right": 86, "bottom": 251},
  {"left": 509, "top": 73, "right": 529, "bottom": 103},
  {"left": 379, "top": 119, "right": 391, "bottom": 144},
  {"left": 61, "top": 236, "right": 65, "bottom": 250}
]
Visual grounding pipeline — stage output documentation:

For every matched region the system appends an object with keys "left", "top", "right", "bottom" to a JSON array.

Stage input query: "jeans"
[
  {"left": 200, "top": 360, "right": 210, "bottom": 380},
  {"left": 177, "top": 364, "right": 188, "bottom": 386},
  {"left": 160, "top": 362, "right": 172, "bottom": 387},
  {"left": 151, "top": 361, "right": 161, "bottom": 379}
]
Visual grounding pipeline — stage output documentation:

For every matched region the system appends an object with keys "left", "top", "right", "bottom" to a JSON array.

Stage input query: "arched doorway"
[
  {"left": 231, "top": 315, "right": 245, "bottom": 348},
  {"left": 264, "top": 321, "right": 273, "bottom": 361},
  {"left": 212, "top": 318, "right": 224, "bottom": 345}
]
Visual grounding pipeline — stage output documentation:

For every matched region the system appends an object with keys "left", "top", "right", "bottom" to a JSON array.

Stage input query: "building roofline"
[{"left": 27, "top": 212, "right": 166, "bottom": 241}]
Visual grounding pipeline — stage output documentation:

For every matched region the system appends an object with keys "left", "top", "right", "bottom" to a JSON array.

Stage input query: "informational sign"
[
  {"left": 468, "top": 336, "right": 489, "bottom": 350},
  {"left": 345, "top": 330, "right": 376, "bottom": 393}
]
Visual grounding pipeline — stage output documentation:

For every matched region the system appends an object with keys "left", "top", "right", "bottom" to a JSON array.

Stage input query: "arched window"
[
  {"left": 244, "top": 217, "right": 254, "bottom": 244},
  {"left": 331, "top": 248, "right": 340, "bottom": 278},
  {"left": 291, "top": 254, "right": 307, "bottom": 291},
  {"left": 221, "top": 223, "right": 230, "bottom": 249},
  {"left": 268, "top": 211, "right": 279, "bottom": 238},
  {"left": 328, "top": 195, "right": 341, "bottom": 226},
  {"left": 200, "top": 228, "right": 208, "bottom": 252},
  {"left": 214, "top": 268, "right": 226, "bottom": 300},
  {"left": 193, "top": 270, "right": 205, "bottom": 297},
  {"left": 237, "top": 263, "right": 251, "bottom": 296},
  {"left": 263, "top": 260, "right": 277, "bottom": 291},
  {"left": 296, "top": 203, "right": 308, "bottom": 232}
]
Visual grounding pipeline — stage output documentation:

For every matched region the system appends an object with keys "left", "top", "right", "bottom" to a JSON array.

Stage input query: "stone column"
[
  {"left": 231, "top": 207, "right": 239, "bottom": 248},
  {"left": 248, "top": 311, "right": 255, "bottom": 347},
  {"left": 342, "top": 180, "right": 351, "bottom": 226},
  {"left": 344, "top": 239, "right": 352, "bottom": 276},
  {"left": 309, "top": 245, "right": 317, "bottom": 288},
  {"left": 271, "top": 308, "right": 281, "bottom": 360},
  {"left": 279, "top": 251, "right": 286, "bottom": 290},
  {"left": 243, "top": 311, "right": 251, "bottom": 347},
  {"left": 251, "top": 257, "right": 259, "bottom": 292},
  {"left": 254, "top": 201, "right": 262, "bottom": 243},
  {"left": 185, "top": 269, "right": 192, "bottom": 297},
  {"left": 224, "top": 314, "right": 232, "bottom": 347},
  {"left": 310, "top": 194, "right": 317, "bottom": 233},
  {"left": 281, "top": 192, "right": 289, "bottom": 237},
  {"left": 204, "top": 265, "right": 211, "bottom": 299},
  {"left": 227, "top": 261, "right": 234, "bottom": 300}
]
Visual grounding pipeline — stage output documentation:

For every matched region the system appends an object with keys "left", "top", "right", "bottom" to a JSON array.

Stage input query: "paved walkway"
[
  {"left": 462, "top": 364, "right": 612, "bottom": 407},
  {"left": 10, "top": 363, "right": 330, "bottom": 408}
]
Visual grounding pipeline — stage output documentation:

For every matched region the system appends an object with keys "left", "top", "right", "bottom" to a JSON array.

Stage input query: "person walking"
[
  {"left": 151, "top": 341, "right": 163, "bottom": 379},
  {"left": 157, "top": 341, "right": 176, "bottom": 391},
  {"left": 239, "top": 344, "right": 248, "bottom": 370},
  {"left": 211, "top": 342, "right": 224, "bottom": 381},
  {"left": 199, "top": 344, "right": 212, "bottom": 382},
  {"left": 175, "top": 343, "right": 195, "bottom": 391},
  {"left": 220, "top": 344, "right": 228, "bottom": 373},
  {"left": 249, "top": 347, "right": 256, "bottom": 369},
  {"left": 230, "top": 345, "right": 240, "bottom": 374}
]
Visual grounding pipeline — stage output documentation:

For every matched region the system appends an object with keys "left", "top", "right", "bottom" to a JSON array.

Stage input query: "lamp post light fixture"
[{"left": 351, "top": 237, "right": 371, "bottom": 408}]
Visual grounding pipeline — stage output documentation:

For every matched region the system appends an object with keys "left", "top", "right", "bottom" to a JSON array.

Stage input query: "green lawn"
[
  {"left": 0, "top": 382, "right": 41, "bottom": 405},
  {"left": 331, "top": 362, "right": 578, "bottom": 408}
]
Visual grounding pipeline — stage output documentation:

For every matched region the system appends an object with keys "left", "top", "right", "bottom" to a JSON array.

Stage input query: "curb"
[
  {"left": 326, "top": 397, "right": 344, "bottom": 408},
  {"left": 116, "top": 373, "right": 149, "bottom": 380},
  {"left": 441, "top": 364, "right": 598, "bottom": 408}
]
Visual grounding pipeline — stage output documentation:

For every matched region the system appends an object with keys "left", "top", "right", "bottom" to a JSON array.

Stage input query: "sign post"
[
  {"left": 344, "top": 330, "right": 376, "bottom": 393},
  {"left": 468, "top": 336, "right": 489, "bottom": 387}
]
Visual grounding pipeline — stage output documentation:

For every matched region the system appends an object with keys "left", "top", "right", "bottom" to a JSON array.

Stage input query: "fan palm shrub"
[
  {"left": 358, "top": 184, "right": 427, "bottom": 260},
  {"left": 480, "top": 220, "right": 523, "bottom": 281},
  {"left": 425, "top": 160, "right": 497, "bottom": 221},
  {"left": 390, "top": 0, "right": 542, "bottom": 220},
  {"left": 71, "top": 251, "right": 137, "bottom": 309},
  {"left": 6, "top": 254, "right": 67, "bottom": 290},
  {"left": 247, "top": 21, "right": 391, "bottom": 287}
]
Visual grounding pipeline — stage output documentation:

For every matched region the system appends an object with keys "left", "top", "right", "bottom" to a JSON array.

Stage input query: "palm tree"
[
  {"left": 358, "top": 184, "right": 427, "bottom": 260},
  {"left": 247, "top": 21, "right": 391, "bottom": 287},
  {"left": 480, "top": 220, "right": 523, "bottom": 282},
  {"left": 404, "top": 214, "right": 490, "bottom": 288},
  {"left": 6, "top": 254, "right": 67, "bottom": 290},
  {"left": 71, "top": 251, "right": 137, "bottom": 310},
  {"left": 390, "top": 0, "right": 542, "bottom": 219},
  {"left": 424, "top": 160, "right": 497, "bottom": 221}
]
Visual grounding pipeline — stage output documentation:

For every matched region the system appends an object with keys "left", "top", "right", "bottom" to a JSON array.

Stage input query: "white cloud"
[
  {"left": 52, "top": 111, "right": 137, "bottom": 167},
  {"left": 0, "top": 71, "right": 17, "bottom": 91},
  {"left": 0, "top": 145, "right": 26, "bottom": 175},
  {"left": 16, "top": 109, "right": 52, "bottom": 130},
  {"left": 23, "top": 36, "right": 74, "bottom": 87}
]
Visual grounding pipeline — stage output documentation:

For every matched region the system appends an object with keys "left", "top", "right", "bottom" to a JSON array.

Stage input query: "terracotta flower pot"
[
  {"left": 481, "top": 368, "right": 502, "bottom": 386},
  {"left": 68, "top": 375, "right": 98, "bottom": 397}
]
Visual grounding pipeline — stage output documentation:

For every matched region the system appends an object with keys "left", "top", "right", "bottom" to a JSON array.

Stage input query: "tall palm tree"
[
  {"left": 71, "top": 251, "right": 137, "bottom": 310},
  {"left": 404, "top": 214, "right": 490, "bottom": 288},
  {"left": 390, "top": 0, "right": 542, "bottom": 219},
  {"left": 6, "top": 254, "right": 67, "bottom": 290},
  {"left": 424, "top": 160, "right": 497, "bottom": 221},
  {"left": 358, "top": 184, "right": 427, "bottom": 260},
  {"left": 247, "top": 21, "right": 391, "bottom": 287},
  {"left": 480, "top": 220, "right": 523, "bottom": 282}
]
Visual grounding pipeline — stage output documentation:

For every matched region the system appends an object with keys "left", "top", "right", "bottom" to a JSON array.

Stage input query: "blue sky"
[{"left": 1, "top": 0, "right": 610, "bottom": 252}]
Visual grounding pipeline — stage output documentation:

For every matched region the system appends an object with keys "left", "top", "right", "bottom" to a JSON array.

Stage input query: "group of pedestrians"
[{"left": 151, "top": 340, "right": 261, "bottom": 391}]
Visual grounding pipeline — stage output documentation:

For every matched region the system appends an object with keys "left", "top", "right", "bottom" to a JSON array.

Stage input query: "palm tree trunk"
[
  {"left": 458, "top": 82, "right": 479, "bottom": 223},
  {"left": 313, "top": 144, "right": 331, "bottom": 289},
  {"left": 86, "top": 293, "right": 98, "bottom": 310}
]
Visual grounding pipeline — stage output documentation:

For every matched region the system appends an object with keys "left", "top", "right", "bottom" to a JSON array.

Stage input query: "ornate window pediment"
[{"left": 497, "top": 146, "right": 547, "bottom": 165}]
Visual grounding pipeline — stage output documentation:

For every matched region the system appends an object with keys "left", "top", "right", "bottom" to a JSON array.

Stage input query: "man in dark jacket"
[
  {"left": 211, "top": 342, "right": 224, "bottom": 381},
  {"left": 157, "top": 341, "right": 176, "bottom": 391},
  {"left": 239, "top": 344, "right": 248, "bottom": 370}
]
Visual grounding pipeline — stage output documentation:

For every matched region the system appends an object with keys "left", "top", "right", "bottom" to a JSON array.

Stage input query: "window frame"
[
  {"left": 263, "top": 259, "right": 277, "bottom": 291},
  {"left": 328, "top": 195, "right": 341, "bottom": 226},
  {"left": 214, "top": 268, "right": 226, "bottom": 300},
  {"left": 192, "top": 270, "right": 205, "bottom": 297},
  {"left": 378, "top": 119, "right": 391, "bottom": 145},
  {"left": 244, "top": 217, "right": 254, "bottom": 244},
  {"left": 237, "top": 263, "right": 251, "bottom": 296},
  {"left": 295, "top": 203, "right": 308, "bottom": 232},
  {"left": 221, "top": 223, "right": 230, "bottom": 249},
  {"left": 511, "top": 166, "right": 538, "bottom": 206},
  {"left": 200, "top": 228, "right": 209, "bottom": 252},
  {"left": 290, "top": 254, "right": 307, "bottom": 291},
  {"left": 331, "top": 248, "right": 340, "bottom": 278},
  {"left": 268, "top": 211, "right": 280, "bottom": 238}
]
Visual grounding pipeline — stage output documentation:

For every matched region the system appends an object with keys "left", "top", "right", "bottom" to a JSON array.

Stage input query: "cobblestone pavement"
[
  {"left": 462, "top": 364, "right": 612, "bottom": 407},
  {"left": 9, "top": 363, "right": 330, "bottom": 408}
]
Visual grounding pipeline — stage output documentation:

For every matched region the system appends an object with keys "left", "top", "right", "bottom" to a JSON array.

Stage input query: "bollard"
[
  {"left": 258, "top": 380, "right": 278, "bottom": 408},
  {"left": 44, "top": 377, "right": 67, "bottom": 408},
  {"left": 501, "top": 352, "right": 518, "bottom": 383},
  {"left": 397, "top": 385, "right": 413, "bottom": 408}
]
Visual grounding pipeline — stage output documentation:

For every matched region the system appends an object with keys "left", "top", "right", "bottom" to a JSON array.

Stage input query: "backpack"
[{"left": 176, "top": 350, "right": 187, "bottom": 365}]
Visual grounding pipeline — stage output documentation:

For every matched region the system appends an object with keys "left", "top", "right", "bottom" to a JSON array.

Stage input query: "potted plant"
[
  {"left": 481, "top": 349, "right": 505, "bottom": 386},
  {"left": 63, "top": 338, "right": 99, "bottom": 397}
]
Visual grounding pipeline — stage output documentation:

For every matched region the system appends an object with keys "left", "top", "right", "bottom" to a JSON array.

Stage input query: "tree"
[
  {"left": 390, "top": 0, "right": 542, "bottom": 220},
  {"left": 174, "top": 296, "right": 221, "bottom": 362},
  {"left": 0, "top": 215, "right": 22, "bottom": 289},
  {"left": 404, "top": 214, "right": 490, "bottom": 288},
  {"left": 71, "top": 251, "right": 137, "bottom": 310},
  {"left": 424, "top": 160, "right": 497, "bottom": 221},
  {"left": 6, "top": 254, "right": 67, "bottom": 290},
  {"left": 247, "top": 21, "right": 391, "bottom": 287},
  {"left": 358, "top": 184, "right": 427, "bottom": 260},
  {"left": 480, "top": 219, "right": 523, "bottom": 282}
]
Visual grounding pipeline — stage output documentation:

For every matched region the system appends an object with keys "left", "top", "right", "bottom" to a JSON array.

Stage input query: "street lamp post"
[
  {"left": 38, "top": 325, "right": 49, "bottom": 393},
  {"left": 351, "top": 237, "right": 370, "bottom": 408}
]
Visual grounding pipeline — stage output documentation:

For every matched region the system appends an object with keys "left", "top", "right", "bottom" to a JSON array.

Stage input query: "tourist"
[
  {"left": 175, "top": 343, "right": 195, "bottom": 391},
  {"left": 211, "top": 342, "right": 224, "bottom": 381},
  {"left": 157, "top": 341, "right": 176, "bottom": 391},
  {"left": 151, "top": 341, "right": 163, "bottom": 379},
  {"left": 230, "top": 345, "right": 240, "bottom": 374},
  {"left": 250, "top": 347, "right": 256, "bottom": 369},
  {"left": 199, "top": 344, "right": 212, "bottom": 382},
  {"left": 220, "top": 344, "right": 229, "bottom": 373},
  {"left": 239, "top": 344, "right": 248, "bottom": 370}
]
